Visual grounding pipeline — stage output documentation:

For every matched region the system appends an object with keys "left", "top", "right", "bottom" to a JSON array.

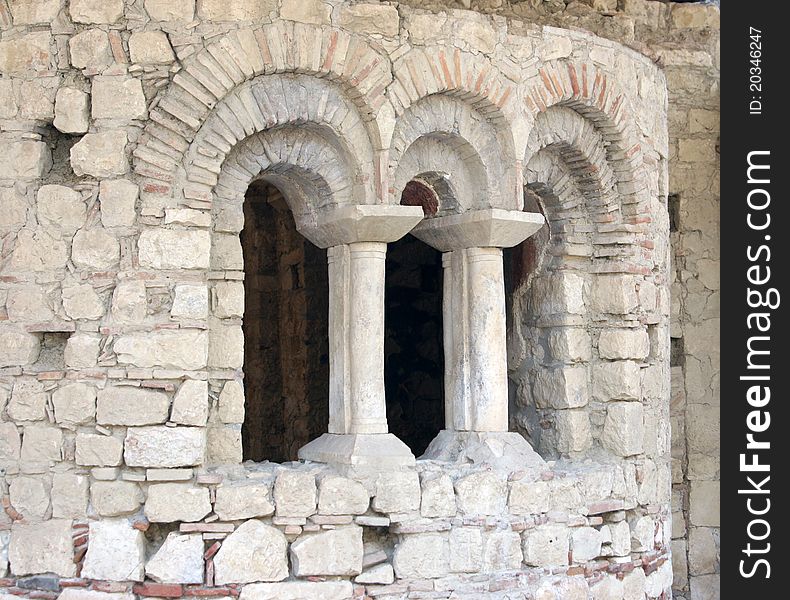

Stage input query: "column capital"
[
  {"left": 297, "top": 204, "right": 424, "bottom": 248},
  {"left": 411, "top": 208, "right": 545, "bottom": 252}
]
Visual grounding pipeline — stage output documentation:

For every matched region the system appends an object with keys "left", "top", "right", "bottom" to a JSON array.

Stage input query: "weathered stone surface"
[
  {"left": 37, "top": 185, "right": 85, "bottom": 233},
  {"left": 71, "top": 228, "right": 120, "bottom": 270},
  {"left": 64, "top": 333, "right": 101, "bottom": 368},
  {"left": 197, "top": 0, "right": 275, "bottom": 21},
  {"left": 217, "top": 380, "right": 245, "bottom": 423},
  {"left": 214, "top": 481, "right": 274, "bottom": 520},
  {"left": 0, "top": 187, "right": 28, "bottom": 230},
  {"left": 318, "top": 476, "right": 369, "bottom": 515},
  {"left": 281, "top": 0, "right": 331, "bottom": 25},
  {"left": 8, "top": 377, "right": 47, "bottom": 422},
  {"left": 125, "top": 426, "right": 206, "bottom": 468},
  {"left": 9, "top": 0, "right": 61, "bottom": 24},
  {"left": 97, "top": 386, "right": 170, "bottom": 426},
  {"left": 601, "top": 402, "right": 644, "bottom": 457},
  {"left": 449, "top": 527, "right": 482, "bottom": 573},
  {"left": 548, "top": 328, "right": 592, "bottom": 363},
  {"left": 129, "top": 31, "right": 175, "bottom": 64},
  {"left": 598, "top": 329, "right": 650, "bottom": 360},
  {"left": 100, "top": 179, "right": 138, "bottom": 227},
  {"left": 9, "top": 476, "right": 50, "bottom": 520},
  {"left": 51, "top": 472, "right": 89, "bottom": 519},
  {"left": 8, "top": 520, "right": 75, "bottom": 577},
  {"left": 53, "top": 383, "right": 96, "bottom": 424},
  {"left": 145, "top": 532, "right": 204, "bottom": 584},
  {"left": 206, "top": 424, "right": 242, "bottom": 464},
  {"left": 207, "top": 322, "right": 243, "bottom": 369},
  {"left": 170, "top": 379, "right": 209, "bottom": 426},
  {"left": 239, "top": 582, "right": 353, "bottom": 600},
  {"left": 54, "top": 88, "right": 90, "bottom": 134},
  {"left": 290, "top": 526, "right": 363, "bottom": 576},
  {"left": 62, "top": 284, "right": 105, "bottom": 320},
  {"left": 214, "top": 520, "right": 288, "bottom": 584},
  {"left": 419, "top": 473, "right": 456, "bottom": 518},
  {"left": 82, "top": 519, "right": 145, "bottom": 581},
  {"left": 483, "top": 530, "right": 523, "bottom": 572},
  {"left": 0, "top": 423, "right": 21, "bottom": 467},
  {"left": 534, "top": 366, "right": 589, "bottom": 409},
  {"left": 689, "top": 481, "right": 719, "bottom": 527},
  {"left": 70, "top": 130, "right": 128, "bottom": 178},
  {"left": 91, "top": 480, "right": 144, "bottom": 516},
  {"left": 70, "top": 0, "right": 124, "bottom": 24},
  {"left": 145, "top": 0, "right": 194, "bottom": 21},
  {"left": 373, "top": 471, "right": 420, "bottom": 513},
  {"left": 340, "top": 3, "right": 400, "bottom": 36},
  {"left": 274, "top": 470, "right": 316, "bottom": 517},
  {"left": 57, "top": 591, "right": 135, "bottom": 600},
  {"left": 0, "top": 327, "right": 40, "bottom": 367},
  {"left": 555, "top": 410, "right": 593, "bottom": 454},
  {"left": 69, "top": 29, "right": 113, "bottom": 71},
  {"left": 593, "top": 361, "right": 642, "bottom": 402},
  {"left": 571, "top": 527, "right": 603, "bottom": 562},
  {"left": 138, "top": 229, "right": 211, "bottom": 270},
  {"left": 75, "top": 433, "right": 123, "bottom": 467},
  {"left": 393, "top": 533, "right": 449, "bottom": 579},
  {"left": 523, "top": 525, "right": 569, "bottom": 567},
  {"left": 6, "top": 285, "right": 53, "bottom": 322},
  {"left": 9, "top": 229, "right": 66, "bottom": 272},
  {"left": 1, "top": 141, "right": 52, "bottom": 180},
  {"left": 212, "top": 281, "right": 244, "bottom": 318},
  {"left": 145, "top": 483, "right": 211, "bottom": 522},
  {"left": 455, "top": 471, "right": 506, "bottom": 515},
  {"left": 509, "top": 479, "right": 550, "bottom": 514},
  {"left": 591, "top": 275, "right": 638, "bottom": 314},
  {"left": 166, "top": 209, "right": 211, "bottom": 228},
  {"left": 171, "top": 284, "right": 208, "bottom": 320},
  {"left": 114, "top": 330, "right": 209, "bottom": 370},
  {"left": 355, "top": 562, "right": 394, "bottom": 584},
  {"left": 0, "top": 32, "right": 52, "bottom": 75},
  {"left": 92, "top": 77, "right": 147, "bottom": 121},
  {"left": 0, "top": 79, "right": 15, "bottom": 118},
  {"left": 20, "top": 425, "right": 62, "bottom": 465}
]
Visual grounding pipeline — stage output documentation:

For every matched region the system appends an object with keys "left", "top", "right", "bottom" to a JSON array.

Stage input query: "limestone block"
[
  {"left": 523, "top": 525, "right": 569, "bottom": 567},
  {"left": 172, "top": 284, "right": 209, "bottom": 320},
  {"left": 210, "top": 234, "right": 243, "bottom": 270},
  {"left": 207, "top": 323, "right": 243, "bottom": 369},
  {"left": 290, "top": 526, "right": 363, "bottom": 576},
  {"left": 97, "top": 387, "right": 170, "bottom": 426},
  {"left": 571, "top": 527, "right": 603, "bottom": 562},
  {"left": 51, "top": 472, "right": 89, "bottom": 519},
  {"left": 110, "top": 280, "right": 147, "bottom": 323},
  {"left": 82, "top": 519, "right": 145, "bottom": 582},
  {"left": 0, "top": 80, "right": 16, "bottom": 119},
  {"left": 689, "top": 481, "right": 720, "bottom": 527},
  {"left": 8, "top": 520, "right": 75, "bottom": 577},
  {"left": 164, "top": 207, "right": 211, "bottom": 226},
  {"left": 9, "top": 229, "right": 67, "bottom": 273},
  {"left": 455, "top": 471, "right": 506, "bottom": 516},
  {"left": 70, "top": 130, "right": 128, "bottom": 178},
  {"left": 57, "top": 591, "right": 136, "bottom": 600},
  {"left": 393, "top": 533, "right": 449, "bottom": 579},
  {"left": 590, "top": 575, "right": 624, "bottom": 600},
  {"left": 138, "top": 229, "right": 211, "bottom": 270},
  {"left": 91, "top": 481, "right": 144, "bottom": 516},
  {"left": 355, "top": 562, "right": 394, "bottom": 584},
  {"left": 8, "top": 377, "right": 47, "bottom": 422},
  {"left": 601, "top": 402, "right": 644, "bottom": 457},
  {"left": 6, "top": 285, "right": 54, "bottom": 323},
  {"left": 630, "top": 516, "right": 654, "bottom": 552},
  {"left": 65, "top": 333, "right": 101, "bottom": 368},
  {"left": 555, "top": 410, "right": 593, "bottom": 454},
  {"left": 672, "top": 3, "right": 719, "bottom": 29},
  {"left": 70, "top": 0, "right": 124, "bottom": 24},
  {"left": 197, "top": 0, "right": 275, "bottom": 21},
  {"left": 607, "top": 520, "right": 631, "bottom": 557},
  {"left": 1, "top": 141, "right": 52, "bottom": 179},
  {"left": 114, "top": 330, "right": 209, "bottom": 370},
  {"left": 339, "top": 3, "right": 400, "bottom": 36},
  {"left": 644, "top": 560, "right": 672, "bottom": 597},
  {"left": 212, "top": 281, "right": 244, "bottom": 318},
  {"left": 92, "top": 77, "right": 147, "bottom": 121},
  {"left": 20, "top": 425, "right": 62, "bottom": 465},
  {"left": 145, "top": 0, "right": 194, "bottom": 21},
  {"left": 0, "top": 187, "right": 28, "bottom": 230},
  {"left": 532, "top": 272, "right": 585, "bottom": 315},
  {"left": 0, "top": 327, "right": 40, "bottom": 367},
  {"left": 0, "top": 32, "right": 52, "bottom": 75},
  {"left": 372, "top": 471, "right": 420, "bottom": 513},
  {"left": 71, "top": 228, "right": 120, "bottom": 271},
  {"left": 274, "top": 470, "right": 317, "bottom": 517},
  {"left": 129, "top": 31, "right": 175, "bottom": 64},
  {"left": 8, "top": 0, "right": 61, "bottom": 24},
  {"left": 281, "top": 0, "right": 331, "bottom": 25},
  {"left": 37, "top": 185, "right": 85, "bottom": 233},
  {"left": 449, "top": 527, "right": 482, "bottom": 573},
  {"left": 598, "top": 329, "right": 650, "bottom": 360},
  {"left": 69, "top": 29, "right": 113, "bottom": 71},
  {"left": 420, "top": 473, "right": 456, "bottom": 518},
  {"left": 214, "top": 520, "right": 288, "bottom": 584},
  {"left": 75, "top": 433, "right": 123, "bottom": 467},
  {"left": 688, "top": 527, "right": 718, "bottom": 575},
  {"left": 593, "top": 361, "right": 642, "bottom": 402},
  {"left": 54, "top": 88, "right": 90, "bottom": 134},
  {"left": 62, "top": 284, "right": 105, "bottom": 320},
  {"left": 509, "top": 479, "right": 550, "bottom": 515},
  {"left": 9, "top": 476, "right": 50, "bottom": 520},
  {"left": 239, "top": 582, "right": 353, "bottom": 600},
  {"left": 53, "top": 383, "right": 97, "bottom": 425},
  {"left": 171, "top": 380, "right": 209, "bottom": 426},
  {"left": 125, "top": 426, "right": 206, "bottom": 468},
  {"left": 591, "top": 275, "right": 638, "bottom": 314},
  {"left": 482, "top": 530, "right": 523, "bottom": 572},
  {"left": 318, "top": 476, "right": 369, "bottom": 515},
  {"left": 0, "top": 423, "right": 21, "bottom": 468},
  {"left": 145, "top": 483, "right": 211, "bottom": 522},
  {"left": 214, "top": 482, "right": 274, "bottom": 520},
  {"left": 217, "top": 380, "right": 245, "bottom": 423},
  {"left": 548, "top": 328, "right": 591, "bottom": 363},
  {"left": 145, "top": 532, "right": 204, "bottom": 584},
  {"left": 206, "top": 424, "right": 242, "bottom": 464},
  {"left": 100, "top": 180, "right": 138, "bottom": 227},
  {"left": 16, "top": 78, "right": 58, "bottom": 119},
  {"left": 623, "top": 567, "right": 647, "bottom": 600},
  {"left": 534, "top": 366, "right": 589, "bottom": 409}
]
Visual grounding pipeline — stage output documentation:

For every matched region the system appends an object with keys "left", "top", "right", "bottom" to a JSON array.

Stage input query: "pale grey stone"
[
  {"left": 37, "top": 185, "right": 85, "bottom": 233},
  {"left": 70, "top": 130, "right": 128, "bottom": 178},
  {"left": 90, "top": 480, "right": 144, "bottom": 516},
  {"left": 393, "top": 533, "right": 449, "bottom": 579},
  {"left": 482, "top": 529, "right": 523, "bottom": 572},
  {"left": 51, "top": 472, "right": 89, "bottom": 519},
  {"left": 601, "top": 402, "right": 644, "bottom": 457},
  {"left": 0, "top": 327, "right": 40, "bottom": 367},
  {"left": 214, "top": 481, "right": 274, "bottom": 520},
  {"left": 54, "top": 88, "right": 90, "bottom": 134},
  {"left": 138, "top": 230, "right": 210, "bottom": 270},
  {"left": 100, "top": 179, "right": 138, "bottom": 227},
  {"left": 62, "top": 284, "right": 105, "bottom": 321},
  {"left": 52, "top": 382, "right": 97, "bottom": 425},
  {"left": 70, "top": 0, "right": 124, "bottom": 24},
  {"left": 8, "top": 520, "right": 75, "bottom": 577},
  {"left": 290, "top": 526, "right": 363, "bottom": 576},
  {"left": 97, "top": 386, "right": 170, "bottom": 426},
  {"left": 20, "top": 424, "right": 62, "bottom": 465},
  {"left": 455, "top": 471, "right": 506, "bottom": 516},
  {"left": 449, "top": 527, "right": 482, "bottom": 573},
  {"left": 145, "top": 483, "right": 211, "bottom": 522},
  {"left": 420, "top": 473, "right": 456, "bottom": 518},
  {"left": 171, "top": 284, "right": 208, "bottom": 320},
  {"left": 64, "top": 332, "right": 101, "bottom": 368},
  {"left": 6, "top": 285, "right": 54, "bottom": 322},
  {"left": 129, "top": 31, "right": 175, "bottom": 65},
  {"left": 92, "top": 76, "right": 147, "bottom": 121},
  {"left": 355, "top": 563, "right": 394, "bottom": 584},
  {"left": 217, "top": 380, "right": 245, "bottom": 424},
  {"left": 170, "top": 379, "right": 209, "bottom": 426},
  {"left": 238, "top": 582, "right": 353, "bottom": 600},
  {"left": 212, "top": 281, "right": 244, "bottom": 318},
  {"left": 0, "top": 422, "right": 21, "bottom": 468},
  {"left": 318, "top": 476, "right": 369, "bottom": 515},
  {"left": 145, "top": 0, "right": 194, "bottom": 22},
  {"left": 82, "top": 519, "right": 145, "bottom": 582},
  {"left": 68, "top": 29, "right": 112, "bottom": 71},
  {"left": 71, "top": 228, "right": 120, "bottom": 271},
  {"left": 145, "top": 532, "right": 204, "bottom": 584},
  {"left": 8, "top": 229, "right": 65, "bottom": 272},
  {"left": 9, "top": 476, "right": 50, "bottom": 520},
  {"left": 509, "top": 479, "right": 550, "bottom": 515},
  {"left": 214, "top": 520, "right": 288, "bottom": 584},
  {"left": 114, "top": 330, "right": 208, "bottom": 370},
  {"left": 75, "top": 433, "right": 123, "bottom": 467},
  {"left": 523, "top": 525, "right": 569, "bottom": 567},
  {"left": 571, "top": 527, "right": 603, "bottom": 562},
  {"left": 274, "top": 470, "right": 316, "bottom": 517},
  {"left": 8, "top": 377, "right": 47, "bottom": 422},
  {"left": 110, "top": 280, "right": 147, "bottom": 323},
  {"left": 372, "top": 471, "right": 420, "bottom": 513},
  {"left": 124, "top": 426, "right": 206, "bottom": 468}
]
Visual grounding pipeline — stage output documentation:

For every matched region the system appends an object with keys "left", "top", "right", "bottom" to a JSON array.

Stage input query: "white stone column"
[
  {"left": 296, "top": 205, "right": 424, "bottom": 471},
  {"left": 412, "top": 209, "right": 548, "bottom": 466}
]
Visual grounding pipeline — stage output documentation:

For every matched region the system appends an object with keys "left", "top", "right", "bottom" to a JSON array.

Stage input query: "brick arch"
[{"left": 132, "top": 23, "right": 392, "bottom": 197}]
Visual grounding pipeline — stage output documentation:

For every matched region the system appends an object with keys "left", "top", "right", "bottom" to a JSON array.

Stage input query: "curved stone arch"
[{"left": 133, "top": 23, "right": 392, "bottom": 194}]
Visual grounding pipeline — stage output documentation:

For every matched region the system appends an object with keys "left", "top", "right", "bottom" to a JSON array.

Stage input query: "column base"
[
  {"left": 421, "top": 430, "right": 546, "bottom": 470},
  {"left": 298, "top": 433, "right": 416, "bottom": 472}
]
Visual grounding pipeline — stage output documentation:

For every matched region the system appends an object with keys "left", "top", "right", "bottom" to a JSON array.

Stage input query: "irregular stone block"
[
  {"left": 64, "top": 333, "right": 101, "bottom": 368},
  {"left": 455, "top": 471, "right": 506, "bottom": 516},
  {"left": 0, "top": 327, "right": 40, "bottom": 367},
  {"left": 9, "top": 476, "right": 50, "bottom": 520},
  {"left": 0, "top": 422, "right": 22, "bottom": 468},
  {"left": 97, "top": 387, "right": 170, "bottom": 426},
  {"left": 290, "top": 526, "right": 363, "bottom": 576},
  {"left": 36, "top": 185, "right": 85, "bottom": 233},
  {"left": 71, "top": 228, "right": 120, "bottom": 271},
  {"left": 75, "top": 433, "right": 123, "bottom": 467},
  {"left": 8, "top": 0, "right": 61, "bottom": 24},
  {"left": 214, "top": 520, "right": 288, "bottom": 584},
  {"left": 198, "top": 0, "right": 275, "bottom": 21},
  {"left": 62, "top": 284, "right": 105, "bottom": 321},
  {"left": 99, "top": 179, "right": 138, "bottom": 228},
  {"left": 393, "top": 533, "right": 449, "bottom": 579},
  {"left": 318, "top": 476, "right": 369, "bottom": 515},
  {"left": 598, "top": 329, "right": 650, "bottom": 360},
  {"left": 482, "top": 530, "right": 522, "bottom": 572},
  {"left": 217, "top": 380, "right": 245, "bottom": 423},
  {"left": 449, "top": 527, "right": 482, "bottom": 573},
  {"left": 689, "top": 481, "right": 720, "bottom": 527},
  {"left": 214, "top": 481, "right": 274, "bottom": 520},
  {"left": 280, "top": 0, "right": 331, "bottom": 25},
  {"left": 20, "top": 425, "right": 62, "bottom": 465},
  {"left": 129, "top": 31, "right": 175, "bottom": 64},
  {"left": 548, "top": 328, "right": 592, "bottom": 363},
  {"left": 571, "top": 526, "right": 603, "bottom": 562},
  {"left": 51, "top": 472, "right": 89, "bottom": 519},
  {"left": 206, "top": 424, "right": 242, "bottom": 464},
  {"left": 591, "top": 275, "right": 638, "bottom": 314},
  {"left": 8, "top": 520, "right": 75, "bottom": 577},
  {"left": 6, "top": 285, "right": 54, "bottom": 322},
  {"left": 420, "top": 473, "right": 456, "bottom": 518},
  {"left": 212, "top": 281, "right": 244, "bottom": 318},
  {"left": 145, "top": 0, "right": 195, "bottom": 22},
  {"left": 54, "top": 88, "right": 90, "bottom": 134},
  {"left": 534, "top": 366, "right": 589, "bottom": 409},
  {"left": 170, "top": 379, "right": 209, "bottom": 426},
  {"left": 0, "top": 187, "right": 28, "bottom": 230},
  {"left": 171, "top": 284, "right": 209, "bottom": 320},
  {"left": 509, "top": 479, "right": 550, "bottom": 515},
  {"left": 90, "top": 481, "right": 144, "bottom": 516},
  {"left": 53, "top": 383, "right": 97, "bottom": 425},
  {"left": 555, "top": 410, "right": 593, "bottom": 454},
  {"left": 138, "top": 229, "right": 211, "bottom": 270},
  {"left": 8, "top": 377, "right": 47, "bottom": 422},
  {"left": 372, "top": 471, "right": 420, "bottom": 513},
  {"left": 339, "top": 3, "right": 400, "bottom": 36},
  {"left": 82, "top": 519, "right": 145, "bottom": 582},
  {"left": 355, "top": 562, "right": 394, "bottom": 584},
  {"left": 0, "top": 32, "right": 52, "bottom": 75},
  {"left": 145, "top": 532, "right": 203, "bottom": 584},
  {"left": 58, "top": 590, "right": 135, "bottom": 600},
  {"left": 1, "top": 141, "right": 52, "bottom": 179},
  {"left": 593, "top": 361, "right": 642, "bottom": 402},
  {"left": 523, "top": 525, "right": 569, "bottom": 567},
  {"left": 110, "top": 280, "right": 147, "bottom": 323},
  {"left": 92, "top": 76, "right": 147, "bottom": 121},
  {"left": 238, "top": 582, "right": 353, "bottom": 600},
  {"left": 114, "top": 330, "right": 208, "bottom": 370},
  {"left": 601, "top": 402, "right": 644, "bottom": 457},
  {"left": 125, "top": 426, "right": 206, "bottom": 468},
  {"left": 70, "top": 130, "right": 128, "bottom": 178},
  {"left": 274, "top": 470, "right": 316, "bottom": 517},
  {"left": 68, "top": 29, "right": 112, "bottom": 71},
  {"left": 145, "top": 483, "right": 211, "bottom": 523},
  {"left": 207, "top": 322, "right": 243, "bottom": 369},
  {"left": 70, "top": 0, "right": 124, "bottom": 24}
]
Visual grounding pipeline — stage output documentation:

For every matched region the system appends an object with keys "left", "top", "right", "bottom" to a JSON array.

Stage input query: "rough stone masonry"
[{"left": 0, "top": 1, "right": 718, "bottom": 599}]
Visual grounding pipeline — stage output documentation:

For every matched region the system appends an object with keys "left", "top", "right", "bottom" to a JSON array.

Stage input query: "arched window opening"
[{"left": 240, "top": 181, "right": 329, "bottom": 463}]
